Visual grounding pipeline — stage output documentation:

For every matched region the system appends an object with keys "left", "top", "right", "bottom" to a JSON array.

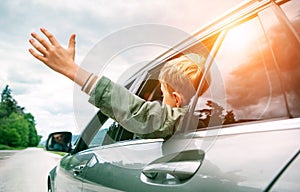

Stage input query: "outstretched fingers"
[
  {"left": 28, "top": 36, "right": 48, "bottom": 63},
  {"left": 28, "top": 47, "right": 47, "bottom": 63},
  {"left": 28, "top": 38, "right": 47, "bottom": 55},
  {"left": 28, "top": 28, "right": 79, "bottom": 80},
  {"left": 28, "top": 28, "right": 61, "bottom": 64},
  {"left": 40, "top": 28, "right": 59, "bottom": 46},
  {"left": 30, "top": 31, "right": 51, "bottom": 50}
]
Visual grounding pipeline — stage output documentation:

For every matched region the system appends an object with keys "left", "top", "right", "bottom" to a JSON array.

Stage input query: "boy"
[{"left": 29, "top": 28, "right": 210, "bottom": 139}]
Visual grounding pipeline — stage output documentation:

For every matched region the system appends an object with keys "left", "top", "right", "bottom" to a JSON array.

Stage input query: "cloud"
[{"left": 224, "top": 10, "right": 300, "bottom": 119}]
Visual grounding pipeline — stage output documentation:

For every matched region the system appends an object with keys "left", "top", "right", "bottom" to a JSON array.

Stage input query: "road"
[{"left": 0, "top": 148, "right": 62, "bottom": 192}]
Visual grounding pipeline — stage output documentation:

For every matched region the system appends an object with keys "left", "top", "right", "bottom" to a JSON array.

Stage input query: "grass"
[
  {"left": 39, "top": 146, "right": 67, "bottom": 156},
  {"left": 0, "top": 144, "right": 26, "bottom": 150},
  {"left": 50, "top": 151, "right": 67, "bottom": 156},
  {"left": 0, "top": 144, "right": 66, "bottom": 157}
]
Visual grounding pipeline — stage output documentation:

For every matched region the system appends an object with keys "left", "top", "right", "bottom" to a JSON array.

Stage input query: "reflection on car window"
[
  {"left": 259, "top": 2, "right": 300, "bottom": 117},
  {"left": 88, "top": 118, "right": 135, "bottom": 148},
  {"left": 201, "top": 16, "right": 289, "bottom": 125},
  {"left": 88, "top": 119, "right": 111, "bottom": 148},
  {"left": 281, "top": 0, "right": 300, "bottom": 36}
]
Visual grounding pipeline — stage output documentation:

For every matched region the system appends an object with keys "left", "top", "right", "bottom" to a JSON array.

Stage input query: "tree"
[
  {"left": 0, "top": 114, "right": 24, "bottom": 147},
  {"left": 197, "top": 100, "right": 237, "bottom": 128},
  {"left": 25, "top": 113, "right": 40, "bottom": 146},
  {"left": 0, "top": 85, "right": 41, "bottom": 147},
  {"left": 0, "top": 85, "right": 24, "bottom": 117},
  {"left": 223, "top": 110, "right": 236, "bottom": 125}
]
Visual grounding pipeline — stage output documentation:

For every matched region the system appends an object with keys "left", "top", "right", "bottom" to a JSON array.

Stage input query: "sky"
[{"left": 0, "top": 0, "right": 243, "bottom": 140}]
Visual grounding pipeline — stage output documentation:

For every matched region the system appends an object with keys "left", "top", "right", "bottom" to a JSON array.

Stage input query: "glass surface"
[
  {"left": 259, "top": 1, "right": 300, "bottom": 117},
  {"left": 88, "top": 119, "right": 111, "bottom": 148},
  {"left": 203, "top": 16, "right": 288, "bottom": 124}
]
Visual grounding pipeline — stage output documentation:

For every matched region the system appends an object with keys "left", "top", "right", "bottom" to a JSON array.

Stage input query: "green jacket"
[{"left": 89, "top": 76, "right": 188, "bottom": 139}]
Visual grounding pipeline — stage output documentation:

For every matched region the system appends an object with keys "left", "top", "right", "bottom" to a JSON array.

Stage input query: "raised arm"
[
  {"left": 28, "top": 28, "right": 91, "bottom": 88},
  {"left": 28, "top": 28, "right": 189, "bottom": 139}
]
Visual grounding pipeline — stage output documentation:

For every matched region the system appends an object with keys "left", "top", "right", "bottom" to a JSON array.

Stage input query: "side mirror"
[{"left": 46, "top": 131, "right": 72, "bottom": 152}]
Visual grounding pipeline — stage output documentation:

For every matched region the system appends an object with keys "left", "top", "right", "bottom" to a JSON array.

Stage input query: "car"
[{"left": 45, "top": 0, "right": 300, "bottom": 191}]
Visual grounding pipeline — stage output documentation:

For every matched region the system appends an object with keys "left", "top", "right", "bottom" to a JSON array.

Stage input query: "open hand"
[{"left": 29, "top": 28, "right": 78, "bottom": 81}]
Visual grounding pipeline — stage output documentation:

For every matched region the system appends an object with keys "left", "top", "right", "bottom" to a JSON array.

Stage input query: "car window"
[
  {"left": 87, "top": 74, "right": 158, "bottom": 149},
  {"left": 88, "top": 118, "right": 111, "bottom": 148},
  {"left": 135, "top": 32, "right": 220, "bottom": 103},
  {"left": 198, "top": 15, "right": 289, "bottom": 127}
]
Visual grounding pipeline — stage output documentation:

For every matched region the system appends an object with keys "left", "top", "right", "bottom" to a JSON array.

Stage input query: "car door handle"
[
  {"left": 142, "top": 149, "right": 205, "bottom": 182},
  {"left": 143, "top": 161, "right": 200, "bottom": 180},
  {"left": 73, "top": 165, "right": 86, "bottom": 176}
]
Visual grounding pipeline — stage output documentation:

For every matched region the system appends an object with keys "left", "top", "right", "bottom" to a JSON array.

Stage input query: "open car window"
[{"left": 87, "top": 74, "right": 162, "bottom": 149}]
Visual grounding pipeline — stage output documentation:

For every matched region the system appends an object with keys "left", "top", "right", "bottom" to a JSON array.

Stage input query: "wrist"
[
  {"left": 81, "top": 73, "right": 98, "bottom": 95},
  {"left": 62, "top": 62, "right": 79, "bottom": 82},
  {"left": 74, "top": 67, "right": 90, "bottom": 87}
]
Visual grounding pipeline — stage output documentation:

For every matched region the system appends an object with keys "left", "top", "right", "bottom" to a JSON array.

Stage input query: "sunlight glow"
[{"left": 225, "top": 22, "right": 257, "bottom": 53}]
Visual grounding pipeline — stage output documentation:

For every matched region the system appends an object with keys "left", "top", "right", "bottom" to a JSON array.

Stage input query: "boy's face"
[{"left": 160, "top": 83, "right": 176, "bottom": 107}]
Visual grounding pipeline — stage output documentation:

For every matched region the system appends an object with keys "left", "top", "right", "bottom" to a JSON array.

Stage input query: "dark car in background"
[{"left": 46, "top": 0, "right": 300, "bottom": 191}]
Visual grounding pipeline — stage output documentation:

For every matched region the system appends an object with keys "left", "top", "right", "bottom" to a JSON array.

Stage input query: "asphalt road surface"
[{"left": 0, "top": 148, "right": 62, "bottom": 192}]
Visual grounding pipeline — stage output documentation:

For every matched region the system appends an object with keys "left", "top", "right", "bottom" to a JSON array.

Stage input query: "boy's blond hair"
[{"left": 159, "top": 53, "right": 210, "bottom": 105}]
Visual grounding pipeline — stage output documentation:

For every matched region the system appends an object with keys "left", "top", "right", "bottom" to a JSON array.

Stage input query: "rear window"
[{"left": 198, "top": 5, "right": 299, "bottom": 126}]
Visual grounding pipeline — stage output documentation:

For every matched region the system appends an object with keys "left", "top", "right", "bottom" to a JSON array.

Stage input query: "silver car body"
[{"left": 48, "top": 0, "right": 300, "bottom": 191}]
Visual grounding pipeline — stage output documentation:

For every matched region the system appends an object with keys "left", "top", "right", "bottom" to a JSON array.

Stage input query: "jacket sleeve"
[{"left": 88, "top": 76, "right": 188, "bottom": 139}]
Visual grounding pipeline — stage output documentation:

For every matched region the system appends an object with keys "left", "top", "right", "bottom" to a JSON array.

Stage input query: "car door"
[
  {"left": 268, "top": 149, "right": 300, "bottom": 192},
  {"left": 78, "top": 75, "right": 206, "bottom": 191},
  {"left": 82, "top": 134, "right": 164, "bottom": 191},
  {"left": 54, "top": 151, "right": 94, "bottom": 192},
  {"left": 53, "top": 111, "right": 109, "bottom": 192},
  {"left": 80, "top": 115, "right": 208, "bottom": 192},
  {"left": 174, "top": 119, "right": 300, "bottom": 192}
]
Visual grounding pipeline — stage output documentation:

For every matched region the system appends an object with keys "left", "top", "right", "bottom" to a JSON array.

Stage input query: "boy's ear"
[{"left": 172, "top": 92, "right": 182, "bottom": 108}]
